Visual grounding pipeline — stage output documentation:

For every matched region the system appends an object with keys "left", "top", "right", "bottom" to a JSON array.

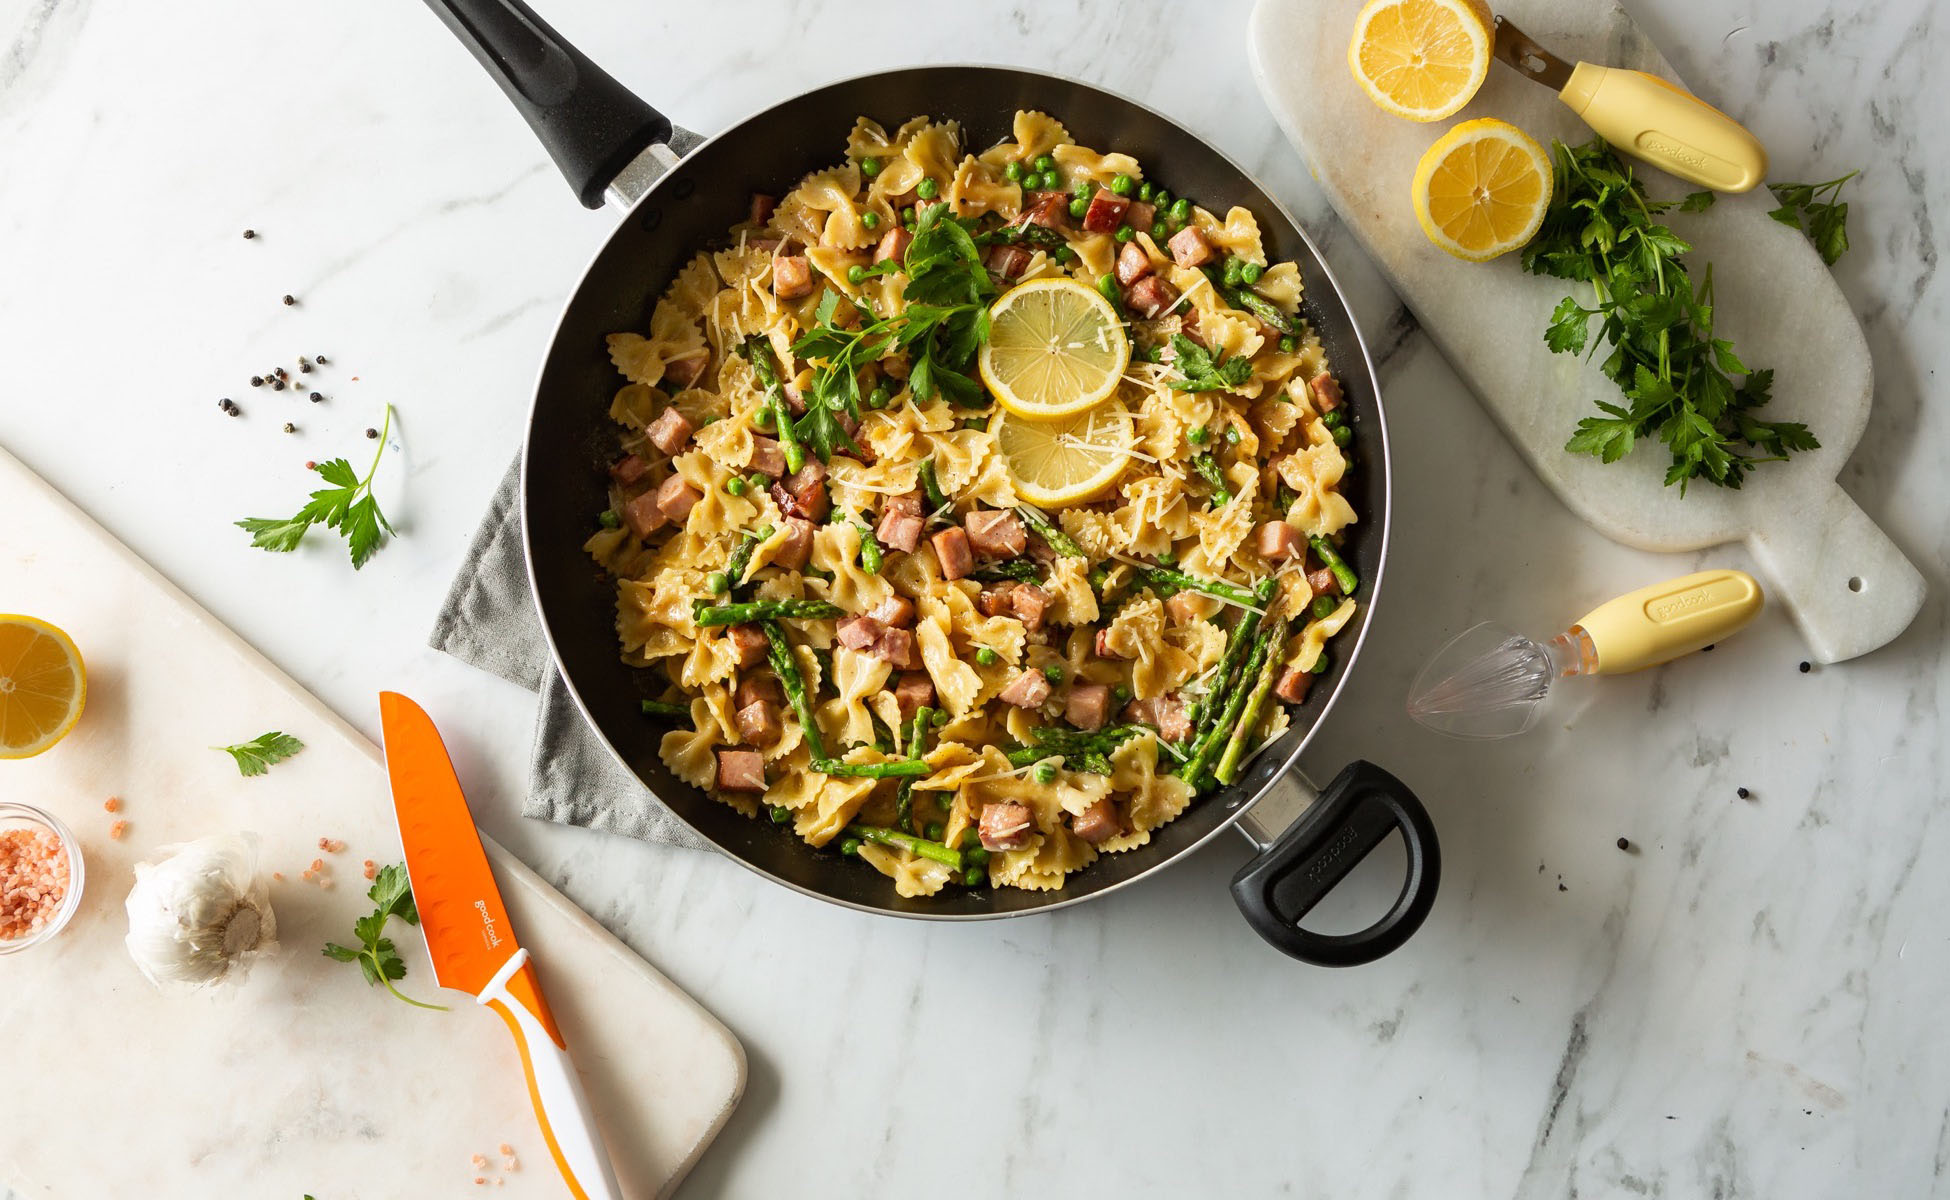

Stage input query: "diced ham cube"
[
  {"left": 1309, "top": 372, "right": 1343, "bottom": 413},
  {"left": 836, "top": 614, "right": 884, "bottom": 652},
  {"left": 1254, "top": 520, "right": 1303, "bottom": 562},
  {"left": 977, "top": 583, "right": 1018, "bottom": 618},
  {"left": 875, "top": 226, "right": 913, "bottom": 265},
  {"left": 771, "top": 461, "right": 829, "bottom": 521},
  {"left": 610, "top": 454, "right": 649, "bottom": 485},
  {"left": 1071, "top": 797, "right": 1122, "bottom": 844},
  {"left": 1064, "top": 681, "right": 1112, "bottom": 732},
  {"left": 1125, "top": 275, "right": 1179, "bottom": 319},
  {"left": 646, "top": 406, "right": 695, "bottom": 455},
  {"left": 1308, "top": 567, "right": 1341, "bottom": 597},
  {"left": 1082, "top": 189, "right": 1130, "bottom": 233},
  {"left": 1010, "top": 584, "right": 1050, "bottom": 632},
  {"left": 663, "top": 352, "right": 708, "bottom": 391},
  {"left": 932, "top": 527, "right": 974, "bottom": 581},
  {"left": 1165, "top": 591, "right": 1215, "bottom": 624},
  {"left": 985, "top": 243, "right": 1032, "bottom": 280},
  {"left": 749, "top": 436, "right": 786, "bottom": 478},
  {"left": 749, "top": 193, "right": 777, "bottom": 226},
  {"left": 1020, "top": 190, "right": 1071, "bottom": 230},
  {"left": 782, "top": 382, "right": 808, "bottom": 416},
  {"left": 1168, "top": 226, "right": 1216, "bottom": 268},
  {"left": 735, "top": 699, "right": 781, "bottom": 745},
  {"left": 622, "top": 490, "right": 668, "bottom": 538},
  {"left": 963, "top": 509, "right": 1027, "bottom": 558},
  {"left": 886, "top": 490, "right": 925, "bottom": 517},
  {"left": 772, "top": 254, "right": 813, "bottom": 300},
  {"left": 734, "top": 673, "right": 783, "bottom": 709},
  {"left": 978, "top": 801, "right": 1036, "bottom": 851},
  {"left": 894, "top": 672, "right": 936, "bottom": 718},
  {"left": 867, "top": 594, "right": 915, "bottom": 628},
  {"left": 1125, "top": 200, "right": 1156, "bottom": 232},
  {"left": 773, "top": 517, "right": 815, "bottom": 570},
  {"left": 1275, "top": 665, "right": 1315, "bottom": 705},
  {"left": 998, "top": 670, "right": 1051, "bottom": 709},
  {"left": 1122, "top": 696, "right": 1191, "bottom": 742},
  {"left": 715, "top": 747, "right": 766, "bottom": 793},
  {"left": 871, "top": 626, "right": 917, "bottom": 670},
  {"left": 655, "top": 473, "right": 702, "bottom": 523},
  {"left": 877, "top": 508, "right": 925, "bottom": 554},
  {"left": 1115, "top": 239, "right": 1155, "bottom": 286},
  {"left": 1093, "top": 627, "right": 1126, "bottom": 660},
  {"left": 728, "top": 624, "right": 767, "bottom": 670}
]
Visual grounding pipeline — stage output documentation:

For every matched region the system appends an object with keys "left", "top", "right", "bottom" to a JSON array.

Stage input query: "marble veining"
[{"left": 1, "top": 0, "right": 1945, "bottom": 1196}]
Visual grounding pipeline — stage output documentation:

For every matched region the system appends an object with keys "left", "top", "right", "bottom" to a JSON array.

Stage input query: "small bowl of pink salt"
[{"left": 0, "top": 802, "right": 84, "bottom": 953}]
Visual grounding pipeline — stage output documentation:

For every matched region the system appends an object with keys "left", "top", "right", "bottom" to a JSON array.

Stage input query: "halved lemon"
[
  {"left": 979, "top": 277, "right": 1130, "bottom": 421},
  {"left": 1412, "top": 117, "right": 1554, "bottom": 261},
  {"left": 992, "top": 402, "right": 1134, "bottom": 507},
  {"left": 0, "top": 615, "right": 87, "bottom": 759},
  {"left": 1348, "top": 0, "right": 1495, "bottom": 122}
]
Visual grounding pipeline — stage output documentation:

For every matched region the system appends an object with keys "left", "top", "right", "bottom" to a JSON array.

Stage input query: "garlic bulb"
[{"left": 124, "top": 833, "right": 277, "bottom": 988}]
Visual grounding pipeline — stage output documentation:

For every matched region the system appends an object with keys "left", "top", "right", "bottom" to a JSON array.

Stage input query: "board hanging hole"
[{"left": 1847, "top": 576, "right": 1863, "bottom": 593}]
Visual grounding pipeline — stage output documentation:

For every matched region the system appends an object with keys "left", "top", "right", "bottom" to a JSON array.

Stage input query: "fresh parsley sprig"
[
  {"left": 1163, "top": 333, "right": 1252, "bottom": 393},
  {"left": 1767, "top": 171, "right": 1857, "bottom": 266},
  {"left": 214, "top": 731, "right": 304, "bottom": 777},
  {"left": 1523, "top": 138, "right": 1817, "bottom": 492},
  {"left": 238, "top": 404, "right": 397, "bottom": 568},
  {"left": 322, "top": 863, "right": 449, "bottom": 1012}
]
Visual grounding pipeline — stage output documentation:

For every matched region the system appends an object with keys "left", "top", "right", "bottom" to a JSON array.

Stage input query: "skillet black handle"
[
  {"left": 1230, "top": 761, "right": 1439, "bottom": 966},
  {"left": 421, "top": 0, "right": 671, "bottom": 208}
]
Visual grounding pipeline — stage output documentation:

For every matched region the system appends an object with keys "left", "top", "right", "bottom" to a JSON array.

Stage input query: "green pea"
[
  {"left": 1110, "top": 173, "right": 1134, "bottom": 196},
  {"left": 932, "top": 710, "right": 948, "bottom": 727},
  {"left": 903, "top": 208, "right": 919, "bottom": 228},
  {"left": 1151, "top": 220, "right": 1168, "bottom": 241},
  {"left": 915, "top": 177, "right": 939, "bottom": 200},
  {"left": 847, "top": 264, "right": 867, "bottom": 285},
  {"left": 861, "top": 210, "right": 880, "bottom": 230},
  {"left": 1033, "top": 154, "right": 1055, "bottom": 174},
  {"left": 975, "top": 646, "right": 998, "bottom": 666},
  {"left": 861, "top": 156, "right": 882, "bottom": 178},
  {"left": 1043, "top": 663, "right": 1065, "bottom": 685},
  {"left": 869, "top": 384, "right": 891, "bottom": 410},
  {"left": 1096, "top": 273, "right": 1120, "bottom": 306},
  {"left": 769, "top": 804, "right": 790, "bottom": 825},
  {"left": 960, "top": 828, "right": 981, "bottom": 850},
  {"left": 1114, "top": 225, "right": 1135, "bottom": 243},
  {"left": 1156, "top": 548, "right": 1176, "bottom": 567},
  {"left": 706, "top": 571, "right": 729, "bottom": 594},
  {"left": 1168, "top": 197, "right": 1191, "bottom": 222},
  {"left": 1137, "top": 181, "right": 1155, "bottom": 202},
  {"left": 1279, "top": 335, "right": 1298, "bottom": 353},
  {"left": 1033, "top": 762, "right": 1057, "bottom": 784},
  {"left": 1087, "top": 566, "right": 1109, "bottom": 590},
  {"left": 925, "top": 821, "right": 945, "bottom": 841},
  {"left": 840, "top": 837, "right": 862, "bottom": 856},
  {"left": 965, "top": 847, "right": 990, "bottom": 868},
  {"left": 1322, "top": 409, "right": 1345, "bottom": 428},
  {"left": 1112, "top": 683, "right": 1132, "bottom": 704},
  {"left": 748, "top": 472, "right": 767, "bottom": 492},
  {"left": 598, "top": 509, "right": 620, "bottom": 529},
  {"left": 1222, "top": 257, "right": 1244, "bottom": 287},
  {"left": 1311, "top": 595, "right": 1338, "bottom": 621},
  {"left": 1240, "top": 262, "right": 1264, "bottom": 285},
  {"left": 1311, "top": 652, "right": 1330, "bottom": 676},
  {"left": 1188, "top": 425, "right": 1209, "bottom": 445},
  {"left": 1069, "top": 197, "right": 1089, "bottom": 219},
  {"left": 961, "top": 418, "right": 985, "bottom": 431},
  {"left": 963, "top": 867, "right": 987, "bottom": 888},
  {"left": 1332, "top": 423, "right": 1353, "bottom": 447},
  {"left": 1053, "top": 245, "right": 1077, "bottom": 264},
  {"left": 1152, "top": 190, "right": 1172, "bottom": 210},
  {"left": 1004, "top": 160, "right": 1024, "bottom": 183},
  {"left": 1073, "top": 177, "right": 1094, "bottom": 199},
  {"left": 753, "top": 405, "right": 774, "bottom": 429},
  {"left": 1225, "top": 426, "right": 1242, "bottom": 446},
  {"left": 725, "top": 477, "right": 747, "bottom": 496}
]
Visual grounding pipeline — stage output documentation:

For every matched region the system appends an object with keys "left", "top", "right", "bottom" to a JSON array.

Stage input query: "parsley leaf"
[
  {"left": 238, "top": 404, "right": 398, "bottom": 568},
  {"left": 214, "top": 731, "right": 305, "bottom": 777},
  {"left": 1163, "top": 334, "right": 1252, "bottom": 393},
  {"left": 1767, "top": 171, "right": 1856, "bottom": 266},
  {"left": 322, "top": 862, "right": 447, "bottom": 1011}
]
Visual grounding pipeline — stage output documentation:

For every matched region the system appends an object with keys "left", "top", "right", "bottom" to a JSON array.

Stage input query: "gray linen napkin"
[{"left": 429, "top": 128, "right": 712, "bottom": 852}]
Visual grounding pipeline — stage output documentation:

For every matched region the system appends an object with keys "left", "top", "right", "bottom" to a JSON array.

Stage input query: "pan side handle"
[
  {"left": 421, "top": 0, "right": 672, "bottom": 208},
  {"left": 1230, "top": 762, "right": 1440, "bottom": 966}
]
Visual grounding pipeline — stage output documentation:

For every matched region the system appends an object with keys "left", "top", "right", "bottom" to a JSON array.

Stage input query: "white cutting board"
[
  {"left": 1248, "top": 0, "right": 1925, "bottom": 663},
  {"left": 0, "top": 444, "right": 743, "bottom": 1199}
]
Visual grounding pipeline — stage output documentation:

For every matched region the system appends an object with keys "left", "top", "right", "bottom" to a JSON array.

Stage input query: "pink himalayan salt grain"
[
  {"left": 317, "top": 837, "right": 345, "bottom": 853},
  {"left": 109, "top": 820, "right": 128, "bottom": 840},
  {"left": 362, "top": 859, "right": 377, "bottom": 881},
  {"left": 498, "top": 1144, "right": 514, "bottom": 1156},
  {"left": 0, "top": 828, "right": 70, "bottom": 941},
  {"left": 103, "top": 796, "right": 121, "bottom": 813},
  {"left": 471, "top": 1154, "right": 489, "bottom": 1168}
]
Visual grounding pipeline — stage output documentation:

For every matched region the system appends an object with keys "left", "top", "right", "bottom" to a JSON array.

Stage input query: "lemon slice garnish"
[
  {"left": 992, "top": 401, "right": 1134, "bottom": 508},
  {"left": 979, "top": 278, "right": 1130, "bottom": 421},
  {"left": 1412, "top": 117, "right": 1554, "bottom": 261}
]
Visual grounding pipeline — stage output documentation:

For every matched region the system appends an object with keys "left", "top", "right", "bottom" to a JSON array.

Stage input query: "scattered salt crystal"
[
  {"left": 103, "top": 796, "right": 121, "bottom": 813},
  {"left": 109, "top": 820, "right": 128, "bottom": 840}
]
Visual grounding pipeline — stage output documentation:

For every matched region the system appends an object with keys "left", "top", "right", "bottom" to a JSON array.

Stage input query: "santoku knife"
[
  {"left": 1491, "top": 15, "right": 1767, "bottom": 193},
  {"left": 379, "top": 691, "right": 622, "bottom": 1200}
]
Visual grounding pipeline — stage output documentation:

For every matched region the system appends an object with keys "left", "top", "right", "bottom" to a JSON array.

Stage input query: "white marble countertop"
[{"left": 3, "top": 0, "right": 1943, "bottom": 1195}]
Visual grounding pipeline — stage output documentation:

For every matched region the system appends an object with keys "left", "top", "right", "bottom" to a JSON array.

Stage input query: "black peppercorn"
[
  {"left": 249, "top": 376, "right": 263, "bottom": 387},
  {"left": 274, "top": 368, "right": 288, "bottom": 380},
  {"left": 242, "top": 229, "right": 256, "bottom": 239},
  {"left": 1798, "top": 661, "right": 1812, "bottom": 673},
  {"left": 1737, "top": 787, "right": 1751, "bottom": 799},
  {"left": 282, "top": 422, "right": 295, "bottom": 434},
  {"left": 272, "top": 380, "right": 285, "bottom": 391},
  {"left": 216, "top": 398, "right": 228, "bottom": 410},
  {"left": 314, "top": 355, "right": 328, "bottom": 365},
  {"left": 309, "top": 391, "right": 323, "bottom": 402},
  {"left": 298, "top": 359, "right": 311, "bottom": 373},
  {"left": 225, "top": 404, "right": 240, "bottom": 417},
  {"left": 365, "top": 427, "right": 379, "bottom": 439},
  {"left": 282, "top": 294, "right": 296, "bottom": 306},
  {"left": 1616, "top": 837, "right": 1630, "bottom": 851}
]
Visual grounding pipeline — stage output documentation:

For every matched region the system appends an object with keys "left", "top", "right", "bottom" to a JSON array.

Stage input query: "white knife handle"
[{"left": 478, "top": 949, "right": 622, "bottom": 1200}]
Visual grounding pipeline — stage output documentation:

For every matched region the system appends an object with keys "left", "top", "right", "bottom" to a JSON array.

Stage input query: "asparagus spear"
[
  {"left": 723, "top": 523, "right": 775, "bottom": 587},
  {"left": 1143, "top": 569, "right": 1271, "bottom": 611},
  {"left": 1191, "top": 454, "right": 1232, "bottom": 506},
  {"left": 638, "top": 699, "right": 688, "bottom": 718},
  {"left": 1214, "top": 616, "right": 1289, "bottom": 785},
  {"left": 695, "top": 598, "right": 843, "bottom": 626},
  {"left": 972, "top": 560, "right": 1042, "bottom": 584},
  {"left": 918, "top": 457, "right": 948, "bottom": 509},
  {"left": 1015, "top": 506, "right": 1085, "bottom": 558},
  {"left": 737, "top": 336, "right": 805, "bottom": 474},
  {"left": 1309, "top": 534, "right": 1359, "bottom": 596},
  {"left": 1180, "top": 620, "right": 1280, "bottom": 787},
  {"left": 853, "top": 521, "right": 883, "bottom": 574},
  {"left": 1224, "top": 285, "right": 1300, "bottom": 337},
  {"left": 845, "top": 824, "right": 964, "bottom": 870},
  {"left": 761, "top": 620, "right": 826, "bottom": 761},
  {"left": 895, "top": 706, "right": 933, "bottom": 833},
  {"left": 815, "top": 757, "right": 931, "bottom": 779}
]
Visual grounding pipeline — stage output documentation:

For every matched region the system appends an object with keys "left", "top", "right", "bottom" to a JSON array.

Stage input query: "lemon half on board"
[
  {"left": 979, "top": 277, "right": 1130, "bottom": 421},
  {"left": 1348, "top": 0, "right": 1495, "bottom": 122},
  {"left": 0, "top": 615, "right": 87, "bottom": 759},
  {"left": 1412, "top": 118, "right": 1554, "bottom": 261},
  {"left": 993, "top": 402, "right": 1134, "bottom": 508}
]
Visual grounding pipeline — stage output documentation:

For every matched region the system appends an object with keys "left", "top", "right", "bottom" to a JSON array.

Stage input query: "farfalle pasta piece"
[
  {"left": 1053, "top": 143, "right": 1142, "bottom": 189},
  {"left": 817, "top": 647, "right": 892, "bottom": 749},
  {"left": 1096, "top": 733, "right": 1193, "bottom": 852},
  {"left": 693, "top": 413, "right": 754, "bottom": 475},
  {"left": 1057, "top": 507, "right": 1120, "bottom": 560},
  {"left": 1252, "top": 261, "right": 1305, "bottom": 313},
  {"left": 1102, "top": 596, "right": 1194, "bottom": 700},
  {"left": 949, "top": 155, "right": 1018, "bottom": 218},
  {"left": 666, "top": 253, "right": 721, "bottom": 316},
  {"left": 1195, "top": 205, "right": 1266, "bottom": 265},
  {"left": 811, "top": 521, "right": 894, "bottom": 613},
  {"left": 1042, "top": 557, "right": 1099, "bottom": 626},
  {"left": 915, "top": 593, "right": 984, "bottom": 717},
  {"left": 1275, "top": 425, "right": 1358, "bottom": 538},
  {"left": 902, "top": 121, "right": 962, "bottom": 182},
  {"left": 977, "top": 110, "right": 1071, "bottom": 170},
  {"left": 1192, "top": 471, "right": 1258, "bottom": 565},
  {"left": 1285, "top": 598, "right": 1358, "bottom": 674},
  {"left": 792, "top": 767, "right": 880, "bottom": 848},
  {"left": 858, "top": 842, "right": 956, "bottom": 898}
]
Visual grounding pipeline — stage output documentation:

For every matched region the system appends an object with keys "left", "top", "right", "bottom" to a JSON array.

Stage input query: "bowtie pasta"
[{"left": 589, "top": 110, "right": 1361, "bottom": 898}]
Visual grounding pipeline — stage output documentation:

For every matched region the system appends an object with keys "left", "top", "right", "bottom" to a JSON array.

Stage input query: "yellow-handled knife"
[
  {"left": 1492, "top": 16, "right": 1767, "bottom": 193},
  {"left": 379, "top": 692, "right": 622, "bottom": 1200}
]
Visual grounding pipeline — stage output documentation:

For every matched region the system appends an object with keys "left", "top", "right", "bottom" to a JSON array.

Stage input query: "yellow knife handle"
[
  {"left": 1573, "top": 569, "right": 1764, "bottom": 675},
  {"left": 1559, "top": 63, "right": 1768, "bottom": 193}
]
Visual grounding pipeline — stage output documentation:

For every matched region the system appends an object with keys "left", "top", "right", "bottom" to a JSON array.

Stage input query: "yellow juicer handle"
[
  {"left": 1573, "top": 569, "right": 1764, "bottom": 675},
  {"left": 1559, "top": 64, "right": 1768, "bottom": 193}
]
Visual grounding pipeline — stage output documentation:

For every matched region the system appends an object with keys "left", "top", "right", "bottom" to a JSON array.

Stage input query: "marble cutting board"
[
  {"left": 0, "top": 445, "right": 743, "bottom": 1199},
  {"left": 1247, "top": 0, "right": 1924, "bottom": 663}
]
